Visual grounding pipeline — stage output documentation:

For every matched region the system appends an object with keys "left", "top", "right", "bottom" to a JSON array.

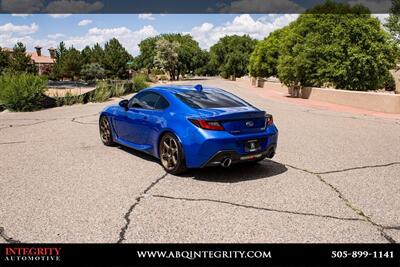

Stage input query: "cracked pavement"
[{"left": 0, "top": 77, "right": 399, "bottom": 243}]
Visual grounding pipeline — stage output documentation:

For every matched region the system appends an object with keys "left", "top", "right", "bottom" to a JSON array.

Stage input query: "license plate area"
[{"left": 244, "top": 139, "right": 261, "bottom": 152}]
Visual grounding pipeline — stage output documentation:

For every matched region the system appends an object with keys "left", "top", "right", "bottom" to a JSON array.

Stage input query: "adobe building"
[
  {"left": 1, "top": 46, "right": 56, "bottom": 75},
  {"left": 28, "top": 46, "right": 56, "bottom": 75}
]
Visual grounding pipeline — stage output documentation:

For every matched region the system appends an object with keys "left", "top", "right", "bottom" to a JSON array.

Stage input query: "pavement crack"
[
  {"left": 316, "top": 162, "right": 400, "bottom": 175},
  {"left": 285, "top": 163, "right": 396, "bottom": 244},
  {"left": 383, "top": 225, "right": 400, "bottom": 231},
  {"left": 0, "top": 227, "right": 21, "bottom": 243},
  {"left": 0, "top": 141, "right": 25, "bottom": 145},
  {"left": 117, "top": 173, "right": 168, "bottom": 243},
  {"left": 152, "top": 194, "right": 364, "bottom": 222},
  {"left": 71, "top": 113, "right": 98, "bottom": 125},
  {"left": 1, "top": 120, "right": 48, "bottom": 129}
]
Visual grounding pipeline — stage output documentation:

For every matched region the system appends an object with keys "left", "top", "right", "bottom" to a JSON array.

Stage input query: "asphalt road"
[{"left": 1, "top": 77, "right": 399, "bottom": 243}]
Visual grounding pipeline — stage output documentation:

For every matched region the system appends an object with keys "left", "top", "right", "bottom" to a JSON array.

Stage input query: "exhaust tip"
[{"left": 221, "top": 157, "right": 232, "bottom": 168}]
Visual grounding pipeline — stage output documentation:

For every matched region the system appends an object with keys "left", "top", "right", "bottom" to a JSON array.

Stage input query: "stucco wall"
[{"left": 259, "top": 80, "right": 400, "bottom": 114}]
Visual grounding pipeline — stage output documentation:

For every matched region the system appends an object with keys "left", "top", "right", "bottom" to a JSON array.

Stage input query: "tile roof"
[{"left": 28, "top": 52, "right": 55, "bottom": 64}]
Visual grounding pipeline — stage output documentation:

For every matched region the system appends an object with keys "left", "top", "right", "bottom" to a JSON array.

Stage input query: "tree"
[
  {"left": 0, "top": 47, "right": 10, "bottom": 74},
  {"left": 81, "top": 43, "right": 105, "bottom": 65},
  {"left": 163, "top": 34, "right": 204, "bottom": 78},
  {"left": 10, "top": 42, "right": 34, "bottom": 73},
  {"left": 80, "top": 63, "right": 105, "bottom": 81},
  {"left": 136, "top": 34, "right": 205, "bottom": 79},
  {"left": 209, "top": 35, "right": 257, "bottom": 78},
  {"left": 51, "top": 42, "right": 67, "bottom": 80},
  {"left": 153, "top": 38, "right": 180, "bottom": 80},
  {"left": 51, "top": 43, "right": 83, "bottom": 80},
  {"left": 249, "top": 27, "right": 288, "bottom": 78},
  {"left": 62, "top": 47, "right": 83, "bottom": 80},
  {"left": 194, "top": 50, "right": 218, "bottom": 76},
  {"left": 277, "top": 1, "right": 398, "bottom": 91},
  {"left": 136, "top": 36, "right": 159, "bottom": 71},
  {"left": 102, "top": 38, "right": 132, "bottom": 79}
]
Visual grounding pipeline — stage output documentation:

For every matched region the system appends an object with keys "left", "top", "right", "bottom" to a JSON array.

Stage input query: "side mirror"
[{"left": 119, "top": 99, "right": 129, "bottom": 110}]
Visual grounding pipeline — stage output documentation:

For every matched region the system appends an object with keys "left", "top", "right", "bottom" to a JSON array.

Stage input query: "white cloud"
[
  {"left": 63, "top": 25, "right": 158, "bottom": 54},
  {"left": 49, "top": 14, "right": 72, "bottom": 18},
  {"left": 215, "top": 0, "right": 304, "bottom": 13},
  {"left": 0, "top": 33, "right": 58, "bottom": 52},
  {"left": 0, "top": 34, "right": 35, "bottom": 48},
  {"left": 0, "top": 22, "right": 39, "bottom": 49},
  {"left": 78, "top": 19, "right": 93, "bottom": 26},
  {"left": 190, "top": 14, "right": 298, "bottom": 49},
  {"left": 138, "top": 13, "right": 155, "bottom": 20},
  {"left": 11, "top": 13, "right": 32, "bottom": 17},
  {"left": 0, "top": 22, "right": 39, "bottom": 35},
  {"left": 0, "top": 18, "right": 157, "bottom": 55},
  {"left": 47, "top": 33, "right": 66, "bottom": 39}
]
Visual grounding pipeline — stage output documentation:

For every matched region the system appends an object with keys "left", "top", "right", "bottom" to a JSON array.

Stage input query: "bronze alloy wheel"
[
  {"left": 159, "top": 133, "right": 186, "bottom": 174},
  {"left": 99, "top": 116, "right": 114, "bottom": 146}
]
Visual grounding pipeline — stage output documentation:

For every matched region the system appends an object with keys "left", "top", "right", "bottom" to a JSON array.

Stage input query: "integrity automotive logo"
[{"left": 2, "top": 247, "right": 62, "bottom": 263}]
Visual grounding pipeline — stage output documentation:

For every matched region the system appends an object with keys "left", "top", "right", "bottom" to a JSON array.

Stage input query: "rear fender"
[{"left": 156, "top": 128, "right": 184, "bottom": 159}]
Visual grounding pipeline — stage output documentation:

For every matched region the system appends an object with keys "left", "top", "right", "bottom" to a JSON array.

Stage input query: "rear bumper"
[
  {"left": 183, "top": 124, "right": 278, "bottom": 168},
  {"left": 202, "top": 143, "right": 277, "bottom": 167}
]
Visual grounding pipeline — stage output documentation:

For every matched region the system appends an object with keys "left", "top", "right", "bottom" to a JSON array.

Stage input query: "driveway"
[{"left": 0, "top": 77, "right": 399, "bottom": 243}]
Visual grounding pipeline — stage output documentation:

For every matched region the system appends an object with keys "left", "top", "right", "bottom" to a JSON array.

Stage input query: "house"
[
  {"left": 28, "top": 46, "right": 56, "bottom": 75},
  {"left": 1, "top": 46, "right": 56, "bottom": 75}
]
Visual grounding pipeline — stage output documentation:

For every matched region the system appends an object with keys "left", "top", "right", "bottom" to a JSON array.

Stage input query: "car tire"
[
  {"left": 99, "top": 116, "right": 115, "bottom": 146},
  {"left": 159, "top": 133, "right": 187, "bottom": 175}
]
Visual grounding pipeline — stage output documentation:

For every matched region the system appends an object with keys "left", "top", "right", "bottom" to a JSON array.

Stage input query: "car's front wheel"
[
  {"left": 159, "top": 133, "right": 186, "bottom": 175},
  {"left": 99, "top": 116, "right": 115, "bottom": 146}
]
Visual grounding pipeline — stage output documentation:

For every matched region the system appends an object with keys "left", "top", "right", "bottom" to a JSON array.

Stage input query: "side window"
[
  {"left": 130, "top": 92, "right": 160, "bottom": 110},
  {"left": 154, "top": 96, "right": 169, "bottom": 110}
]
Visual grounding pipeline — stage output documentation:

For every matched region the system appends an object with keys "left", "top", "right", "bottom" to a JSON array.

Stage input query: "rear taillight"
[
  {"left": 189, "top": 119, "right": 225, "bottom": 131},
  {"left": 266, "top": 114, "right": 274, "bottom": 126}
]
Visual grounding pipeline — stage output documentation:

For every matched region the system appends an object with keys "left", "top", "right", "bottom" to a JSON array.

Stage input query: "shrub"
[
  {"left": 55, "top": 91, "right": 84, "bottom": 106},
  {"left": 110, "top": 82, "right": 126, "bottom": 97},
  {"left": 89, "top": 80, "right": 112, "bottom": 102},
  {"left": 0, "top": 73, "right": 47, "bottom": 111},
  {"left": 277, "top": 2, "right": 398, "bottom": 91},
  {"left": 133, "top": 74, "right": 149, "bottom": 92},
  {"left": 81, "top": 63, "right": 105, "bottom": 81}
]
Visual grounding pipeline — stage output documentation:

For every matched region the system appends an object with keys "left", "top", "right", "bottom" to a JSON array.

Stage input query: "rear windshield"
[{"left": 175, "top": 90, "right": 247, "bottom": 109}]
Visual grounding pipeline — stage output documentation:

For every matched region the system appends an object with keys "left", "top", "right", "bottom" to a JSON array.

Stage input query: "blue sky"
[
  {"left": 0, "top": 13, "right": 301, "bottom": 55},
  {"left": 0, "top": 12, "right": 387, "bottom": 56}
]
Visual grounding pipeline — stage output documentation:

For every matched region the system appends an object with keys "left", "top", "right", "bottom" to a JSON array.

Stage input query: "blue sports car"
[{"left": 99, "top": 84, "right": 278, "bottom": 174}]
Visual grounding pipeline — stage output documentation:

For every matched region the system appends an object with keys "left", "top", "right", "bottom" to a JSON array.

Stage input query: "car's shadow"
[
  {"left": 117, "top": 145, "right": 159, "bottom": 163},
  {"left": 182, "top": 160, "right": 288, "bottom": 183},
  {"left": 117, "top": 145, "right": 287, "bottom": 183}
]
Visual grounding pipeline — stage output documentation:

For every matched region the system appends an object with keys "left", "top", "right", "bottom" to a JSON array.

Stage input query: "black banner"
[
  {"left": 0, "top": 0, "right": 394, "bottom": 14},
  {"left": 0, "top": 243, "right": 399, "bottom": 266}
]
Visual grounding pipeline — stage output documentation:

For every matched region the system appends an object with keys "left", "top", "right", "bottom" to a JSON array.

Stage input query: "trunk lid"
[{"left": 196, "top": 107, "right": 266, "bottom": 135}]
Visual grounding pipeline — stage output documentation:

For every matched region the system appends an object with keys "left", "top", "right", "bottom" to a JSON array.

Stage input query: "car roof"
[{"left": 144, "top": 85, "right": 224, "bottom": 95}]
